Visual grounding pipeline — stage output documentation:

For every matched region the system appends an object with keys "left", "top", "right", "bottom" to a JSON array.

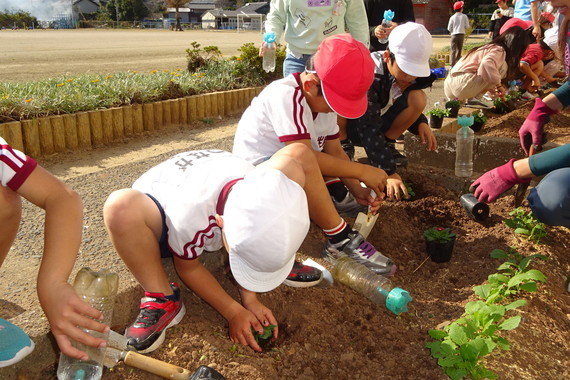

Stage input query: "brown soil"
[{"left": 477, "top": 98, "right": 570, "bottom": 146}]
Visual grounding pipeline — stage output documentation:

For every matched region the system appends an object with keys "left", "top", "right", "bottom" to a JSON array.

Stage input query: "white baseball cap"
[
  {"left": 223, "top": 166, "right": 309, "bottom": 293},
  {"left": 388, "top": 22, "right": 432, "bottom": 78}
]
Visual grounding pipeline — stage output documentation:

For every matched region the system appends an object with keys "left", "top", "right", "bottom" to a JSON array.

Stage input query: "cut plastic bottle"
[{"left": 262, "top": 32, "right": 277, "bottom": 73}]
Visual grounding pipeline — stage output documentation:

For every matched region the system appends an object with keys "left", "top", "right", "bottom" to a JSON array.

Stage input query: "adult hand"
[
  {"left": 519, "top": 98, "right": 557, "bottom": 154},
  {"left": 385, "top": 173, "right": 408, "bottom": 201},
  {"left": 470, "top": 159, "right": 530, "bottom": 203}
]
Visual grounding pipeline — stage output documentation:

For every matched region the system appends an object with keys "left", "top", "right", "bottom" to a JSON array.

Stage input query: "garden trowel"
[
  {"left": 353, "top": 190, "right": 379, "bottom": 239},
  {"left": 103, "top": 329, "right": 193, "bottom": 379}
]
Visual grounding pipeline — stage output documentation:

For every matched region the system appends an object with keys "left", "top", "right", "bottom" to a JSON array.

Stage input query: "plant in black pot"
[
  {"left": 427, "top": 102, "right": 450, "bottom": 129},
  {"left": 445, "top": 98, "right": 462, "bottom": 118},
  {"left": 423, "top": 227, "right": 456, "bottom": 263},
  {"left": 471, "top": 110, "right": 487, "bottom": 132},
  {"left": 493, "top": 94, "right": 517, "bottom": 114}
]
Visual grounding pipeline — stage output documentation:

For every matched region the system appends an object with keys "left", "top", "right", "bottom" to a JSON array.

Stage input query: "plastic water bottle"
[
  {"left": 57, "top": 268, "right": 119, "bottom": 380},
  {"left": 455, "top": 116, "right": 475, "bottom": 178},
  {"left": 378, "top": 10, "right": 395, "bottom": 44},
  {"left": 262, "top": 32, "right": 277, "bottom": 73},
  {"left": 332, "top": 257, "right": 412, "bottom": 315}
]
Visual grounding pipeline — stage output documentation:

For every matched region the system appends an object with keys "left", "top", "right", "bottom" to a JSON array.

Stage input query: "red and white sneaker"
[
  {"left": 125, "top": 282, "right": 186, "bottom": 353},
  {"left": 283, "top": 260, "right": 323, "bottom": 288}
]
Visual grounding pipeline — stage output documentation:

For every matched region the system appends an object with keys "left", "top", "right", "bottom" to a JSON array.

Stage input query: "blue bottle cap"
[
  {"left": 385, "top": 287, "right": 412, "bottom": 315},
  {"left": 457, "top": 115, "right": 474, "bottom": 127},
  {"left": 263, "top": 32, "right": 277, "bottom": 43},
  {"left": 383, "top": 9, "right": 395, "bottom": 21}
]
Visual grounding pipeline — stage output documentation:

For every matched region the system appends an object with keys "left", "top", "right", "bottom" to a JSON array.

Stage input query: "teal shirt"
[{"left": 529, "top": 144, "right": 570, "bottom": 176}]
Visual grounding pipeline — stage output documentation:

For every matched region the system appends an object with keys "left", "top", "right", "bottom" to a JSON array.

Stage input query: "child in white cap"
[
  {"left": 233, "top": 34, "right": 396, "bottom": 278},
  {"left": 341, "top": 22, "right": 437, "bottom": 199},
  {"left": 104, "top": 143, "right": 364, "bottom": 353}
]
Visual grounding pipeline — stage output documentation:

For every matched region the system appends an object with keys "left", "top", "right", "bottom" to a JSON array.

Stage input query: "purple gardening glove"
[
  {"left": 470, "top": 159, "right": 531, "bottom": 203},
  {"left": 519, "top": 98, "right": 557, "bottom": 154}
]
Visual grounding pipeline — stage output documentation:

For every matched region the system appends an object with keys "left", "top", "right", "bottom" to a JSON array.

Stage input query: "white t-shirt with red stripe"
[
  {"left": 132, "top": 149, "right": 254, "bottom": 260},
  {"left": 232, "top": 73, "right": 339, "bottom": 165},
  {"left": 1, "top": 137, "right": 37, "bottom": 191}
]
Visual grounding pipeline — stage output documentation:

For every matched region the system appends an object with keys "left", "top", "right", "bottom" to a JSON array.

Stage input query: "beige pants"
[{"left": 444, "top": 62, "right": 507, "bottom": 101}]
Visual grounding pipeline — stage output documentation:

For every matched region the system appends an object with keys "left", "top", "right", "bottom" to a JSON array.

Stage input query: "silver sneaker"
[
  {"left": 322, "top": 231, "right": 397, "bottom": 276},
  {"left": 332, "top": 192, "right": 367, "bottom": 218}
]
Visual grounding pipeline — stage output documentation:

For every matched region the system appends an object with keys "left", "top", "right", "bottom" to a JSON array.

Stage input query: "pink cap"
[
  {"left": 313, "top": 34, "right": 374, "bottom": 119},
  {"left": 499, "top": 17, "right": 533, "bottom": 35},
  {"left": 541, "top": 12, "right": 555, "bottom": 23},
  {"left": 453, "top": 1, "right": 464, "bottom": 10},
  {"left": 495, "top": 0, "right": 505, "bottom": 3}
]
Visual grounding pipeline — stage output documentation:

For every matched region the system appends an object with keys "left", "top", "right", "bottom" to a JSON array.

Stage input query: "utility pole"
[{"left": 116, "top": 0, "right": 120, "bottom": 28}]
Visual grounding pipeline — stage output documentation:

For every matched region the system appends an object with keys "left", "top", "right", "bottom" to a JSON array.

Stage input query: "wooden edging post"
[
  {"left": 0, "top": 121, "right": 24, "bottom": 152},
  {"left": 49, "top": 115, "right": 66, "bottom": 152},
  {"left": 20, "top": 119, "right": 41, "bottom": 157},
  {"left": 62, "top": 114, "right": 78, "bottom": 150}
]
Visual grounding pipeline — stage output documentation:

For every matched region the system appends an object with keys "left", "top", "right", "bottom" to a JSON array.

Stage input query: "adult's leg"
[
  {"left": 282, "top": 53, "right": 310, "bottom": 77},
  {"left": 0, "top": 187, "right": 21, "bottom": 267},
  {"left": 527, "top": 168, "right": 570, "bottom": 228},
  {"left": 103, "top": 189, "right": 173, "bottom": 296}
]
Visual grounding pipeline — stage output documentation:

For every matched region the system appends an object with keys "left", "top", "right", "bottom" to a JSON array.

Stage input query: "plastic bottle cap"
[
  {"left": 383, "top": 9, "right": 395, "bottom": 21},
  {"left": 385, "top": 287, "right": 412, "bottom": 315},
  {"left": 263, "top": 32, "right": 277, "bottom": 43}
]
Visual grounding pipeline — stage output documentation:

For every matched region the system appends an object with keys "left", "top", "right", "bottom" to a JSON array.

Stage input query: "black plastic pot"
[
  {"left": 425, "top": 237, "right": 456, "bottom": 263},
  {"left": 448, "top": 106, "right": 460, "bottom": 118},
  {"left": 470, "top": 120, "right": 485, "bottom": 132},
  {"left": 429, "top": 114, "right": 444, "bottom": 129},
  {"left": 460, "top": 193, "right": 490, "bottom": 221}
]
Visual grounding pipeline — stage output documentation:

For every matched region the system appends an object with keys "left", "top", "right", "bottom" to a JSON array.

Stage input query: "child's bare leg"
[
  {"left": 0, "top": 186, "right": 21, "bottom": 267},
  {"left": 103, "top": 189, "right": 173, "bottom": 295},
  {"left": 263, "top": 143, "right": 342, "bottom": 230}
]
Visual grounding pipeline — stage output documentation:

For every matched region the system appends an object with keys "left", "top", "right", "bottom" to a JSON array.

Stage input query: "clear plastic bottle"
[
  {"left": 332, "top": 257, "right": 412, "bottom": 315},
  {"left": 378, "top": 9, "right": 395, "bottom": 44},
  {"left": 57, "top": 268, "right": 119, "bottom": 380},
  {"left": 262, "top": 32, "right": 277, "bottom": 73},
  {"left": 455, "top": 124, "right": 475, "bottom": 178}
]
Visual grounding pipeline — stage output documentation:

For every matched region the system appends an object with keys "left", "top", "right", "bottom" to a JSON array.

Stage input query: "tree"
[{"left": 166, "top": 0, "right": 186, "bottom": 31}]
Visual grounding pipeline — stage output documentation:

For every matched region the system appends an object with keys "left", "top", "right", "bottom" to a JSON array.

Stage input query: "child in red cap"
[{"left": 448, "top": 1, "right": 470, "bottom": 66}]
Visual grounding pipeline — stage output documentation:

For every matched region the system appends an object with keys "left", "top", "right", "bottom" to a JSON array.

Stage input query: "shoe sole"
[
  {"left": 0, "top": 340, "right": 34, "bottom": 368},
  {"left": 134, "top": 303, "right": 187, "bottom": 354},
  {"left": 282, "top": 273, "right": 324, "bottom": 288}
]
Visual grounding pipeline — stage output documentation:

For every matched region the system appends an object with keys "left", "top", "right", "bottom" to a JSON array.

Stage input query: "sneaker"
[
  {"left": 387, "top": 142, "right": 408, "bottom": 168},
  {"left": 482, "top": 93, "right": 493, "bottom": 102},
  {"left": 283, "top": 260, "right": 323, "bottom": 288},
  {"left": 0, "top": 318, "right": 35, "bottom": 368},
  {"left": 125, "top": 283, "right": 186, "bottom": 353},
  {"left": 332, "top": 192, "right": 367, "bottom": 217},
  {"left": 322, "top": 231, "right": 397, "bottom": 276},
  {"left": 341, "top": 139, "right": 355, "bottom": 161},
  {"left": 521, "top": 91, "right": 537, "bottom": 100}
]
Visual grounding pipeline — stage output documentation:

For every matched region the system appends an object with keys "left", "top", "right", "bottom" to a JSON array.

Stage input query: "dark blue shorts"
[{"left": 145, "top": 193, "right": 172, "bottom": 258}]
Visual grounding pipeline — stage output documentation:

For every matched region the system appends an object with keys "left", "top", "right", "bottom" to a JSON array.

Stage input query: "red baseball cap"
[
  {"left": 499, "top": 17, "right": 533, "bottom": 35},
  {"left": 453, "top": 1, "right": 464, "bottom": 10},
  {"left": 495, "top": 0, "right": 505, "bottom": 3},
  {"left": 541, "top": 12, "right": 555, "bottom": 23},
  {"left": 313, "top": 34, "right": 374, "bottom": 119}
]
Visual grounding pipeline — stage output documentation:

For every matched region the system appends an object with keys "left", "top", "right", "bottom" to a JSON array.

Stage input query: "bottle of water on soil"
[
  {"left": 262, "top": 32, "right": 277, "bottom": 73},
  {"left": 455, "top": 116, "right": 475, "bottom": 178},
  {"left": 332, "top": 256, "right": 412, "bottom": 315},
  {"left": 378, "top": 10, "right": 395, "bottom": 44},
  {"left": 57, "top": 268, "right": 118, "bottom": 380}
]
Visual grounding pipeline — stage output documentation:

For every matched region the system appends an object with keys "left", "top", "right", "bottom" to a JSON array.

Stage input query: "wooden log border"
[{"left": 0, "top": 87, "right": 263, "bottom": 157}]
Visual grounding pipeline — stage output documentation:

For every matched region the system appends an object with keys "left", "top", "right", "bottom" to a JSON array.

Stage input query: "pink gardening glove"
[
  {"left": 470, "top": 159, "right": 530, "bottom": 203},
  {"left": 519, "top": 98, "right": 557, "bottom": 154}
]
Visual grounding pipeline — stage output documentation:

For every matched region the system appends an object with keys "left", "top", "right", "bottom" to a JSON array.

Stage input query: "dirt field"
[{"left": 0, "top": 29, "right": 477, "bottom": 82}]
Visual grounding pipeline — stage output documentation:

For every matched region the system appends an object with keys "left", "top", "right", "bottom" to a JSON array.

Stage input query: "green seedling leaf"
[
  {"left": 448, "top": 323, "right": 469, "bottom": 345},
  {"left": 495, "top": 337, "right": 511, "bottom": 350},
  {"left": 445, "top": 367, "right": 469, "bottom": 380},
  {"left": 473, "top": 284, "right": 491, "bottom": 300},
  {"left": 514, "top": 227, "right": 530, "bottom": 235},
  {"left": 465, "top": 300, "right": 485, "bottom": 315},
  {"left": 499, "top": 315, "right": 521, "bottom": 330},
  {"left": 252, "top": 324, "right": 276, "bottom": 342},
  {"left": 505, "top": 299, "right": 527, "bottom": 311},
  {"left": 519, "top": 282, "right": 538, "bottom": 292},
  {"left": 428, "top": 329, "right": 448, "bottom": 340},
  {"left": 490, "top": 249, "right": 509, "bottom": 259},
  {"left": 438, "top": 355, "right": 463, "bottom": 367}
]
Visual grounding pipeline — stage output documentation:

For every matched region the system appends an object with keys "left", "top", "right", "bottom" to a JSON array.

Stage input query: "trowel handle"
[{"left": 123, "top": 351, "right": 193, "bottom": 380}]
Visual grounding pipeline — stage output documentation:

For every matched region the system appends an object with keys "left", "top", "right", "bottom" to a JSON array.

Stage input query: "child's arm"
[
  {"left": 172, "top": 256, "right": 268, "bottom": 352},
  {"left": 520, "top": 62, "right": 540, "bottom": 92},
  {"left": 17, "top": 165, "right": 109, "bottom": 360}
]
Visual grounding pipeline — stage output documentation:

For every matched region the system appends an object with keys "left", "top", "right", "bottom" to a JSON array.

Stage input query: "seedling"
[
  {"left": 403, "top": 182, "right": 415, "bottom": 199},
  {"left": 504, "top": 207, "right": 548, "bottom": 243},
  {"left": 474, "top": 248, "right": 546, "bottom": 304},
  {"left": 252, "top": 324, "right": 276, "bottom": 350}
]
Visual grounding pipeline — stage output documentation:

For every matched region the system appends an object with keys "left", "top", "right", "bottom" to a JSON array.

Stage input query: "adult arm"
[
  {"left": 345, "top": 0, "right": 370, "bottom": 48},
  {"left": 531, "top": 0, "right": 541, "bottom": 40},
  {"left": 265, "top": 0, "right": 287, "bottom": 44}
]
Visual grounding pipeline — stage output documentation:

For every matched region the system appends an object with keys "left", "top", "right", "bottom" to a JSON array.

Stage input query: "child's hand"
[
  {"left": 38, "top": 282, "right": 109, "bottom": 360},
  {"left": 385, "top": 174, "right": 408, "bottom": 201},
  {"left": 418, "top": 124, "right": 438, "bottom": 151},
  {"left": 359, "top": 166, "right": 388, "bottom": 198}
]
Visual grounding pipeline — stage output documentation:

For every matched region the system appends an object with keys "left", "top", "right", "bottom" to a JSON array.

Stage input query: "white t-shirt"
[
  {"left": 132, "top": 150, "right": 254, "bottom": 260},
  {"left": 232, "top": 73, "right": 339, "bottom": 165},
  {"left": 1, "top": 137, "right": 37, "bottom": 191}
]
